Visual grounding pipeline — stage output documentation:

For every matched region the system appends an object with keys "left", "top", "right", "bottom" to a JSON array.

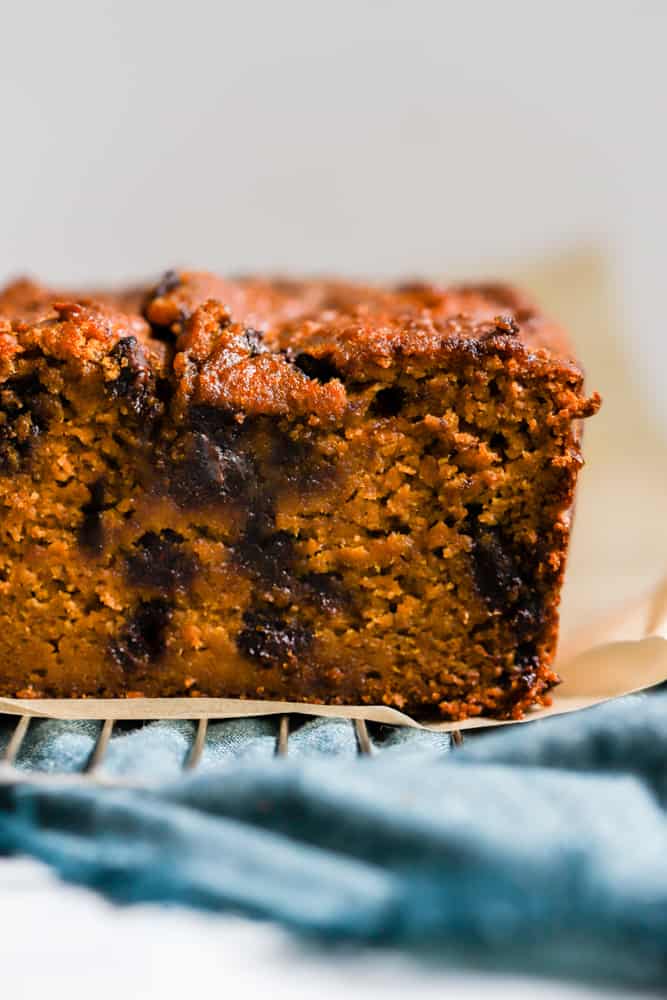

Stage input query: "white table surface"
[{"left": 0, "top": 858, "right": 652, "bottom": 1000}]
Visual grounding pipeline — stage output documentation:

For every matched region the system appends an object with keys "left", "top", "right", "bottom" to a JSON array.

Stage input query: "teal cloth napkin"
[{"left": 1, "top": 694, "right": 667, "bottom": 990}]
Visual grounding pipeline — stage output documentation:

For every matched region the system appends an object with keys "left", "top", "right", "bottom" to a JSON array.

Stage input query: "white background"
[{"left": 1, "top": 3, "right": 666, "bottom": 998}]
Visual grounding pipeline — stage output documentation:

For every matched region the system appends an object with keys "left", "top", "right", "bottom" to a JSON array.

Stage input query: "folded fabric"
[{"left": 1, "top": 694, "right": 667, "bottom": 990}]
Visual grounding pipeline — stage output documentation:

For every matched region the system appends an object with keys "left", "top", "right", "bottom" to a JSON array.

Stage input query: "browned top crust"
[{"left": 0, "top": 271, "right": 600, "bottom": 422}]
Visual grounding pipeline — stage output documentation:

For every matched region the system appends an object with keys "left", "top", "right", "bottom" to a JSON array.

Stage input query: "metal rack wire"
[{"left": 0, "top": 712, "right": 464, "bottom": 786}]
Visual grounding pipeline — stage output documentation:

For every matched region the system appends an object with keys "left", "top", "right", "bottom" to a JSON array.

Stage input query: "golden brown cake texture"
[{"left": 0, "top": 271, "right": 600, "bottom": 719}]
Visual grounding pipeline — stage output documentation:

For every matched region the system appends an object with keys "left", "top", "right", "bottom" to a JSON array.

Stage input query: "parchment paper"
[{"left": 1, "top": 251, "right": 666, "bottom": 731}]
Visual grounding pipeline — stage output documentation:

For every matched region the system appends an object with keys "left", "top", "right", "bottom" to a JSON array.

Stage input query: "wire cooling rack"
[{"left": 0, "top": 712, "right": 465, "bottom": 787}]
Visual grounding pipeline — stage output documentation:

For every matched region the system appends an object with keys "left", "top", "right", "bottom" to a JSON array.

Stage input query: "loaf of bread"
[{"left": 0, "top": 272, "right": 600, "bottom": 719}]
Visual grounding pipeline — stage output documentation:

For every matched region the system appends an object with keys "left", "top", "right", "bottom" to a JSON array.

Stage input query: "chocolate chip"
[
  {"left": 145, "top": 320, "right": 184, "bottom": 344},
  {"left": 25, "top": 387, "right": 59, "bottom": 434},
  {"left": 109, "top": 599, "right": 173, "bottom": 671},
  {"left": 293, "top": 353, "right": 342, "bottom": 383},
  {"left": 513, "top": 603, "right": 544, "bottom": 642},
  {"left": 301, "top": 572, "right": 348, "bottom": 613},
  {"left": 234, "top": 514, "right": 349, "bottom": 614},
  {"left": 126, "top": 530, "right": 198, "bottom": 592},
  {"left": 162, "top": 405, "right": 262, "bottom": 511},
  {"left": 78, "top": 478, "right": 108, "bottom": 553},
  {"left": 233, "top": 528, "right": 295, "bottom": 589},
  {"left": 188, "top": 404, "right": 241, "bottom": 438},
  {"left": 155, "top": 377, "right": 174, "bottom": 406},
  {"left": 174, "top": 405, "right": 334, "bottom": 508},
  {"left": 515, "top": 641, "right": 540, "bottom": 670},
  {"left": 106, "top": 337, "right": 156, "bottom": 420},
  {"left": 470, "top": 527, "right": 522, "bottom": 611},
  {"left": 0, "top": 374, "right": 62, "bottom": 473},
  {"left": 237, "top": 606, "right": 313, "bottom": 667},
  {"left": 464, "top": 502, "right": 483, "bottom": 523},
  {"left": 168, "top": 430, "right": 255, "bottom": 507},
  {"left": 153, "top": 270, "right": 181, "bottom": 300},
  {"left": 370, "top": 386, "right": 406, "bottom": 418},
  {"left": 489, "top": 432, "right": 508, "bottom": 457},
  {"left": 467, "top": 515, "right": 546, "bottom": 653}
]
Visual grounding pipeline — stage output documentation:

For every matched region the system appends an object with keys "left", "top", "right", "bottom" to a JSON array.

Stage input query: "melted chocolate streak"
[
  {"left": 0, "top": 373, "right": 58, "bottom": 471},
  {"left": 109, "top": 599, "right": 173, "bottom": 672},
  {"left": 165, "top": 405, "right": 346, "bottom": 670},
  {"left": 237, "top": 606, "right": 313, "bottom": 668},
  {"left": 99, "top": 365, "right": 344, "bottom": 669},
  {"left": 466, "top": 506, "right": 546, "bottom": 705},
  {"left": 126, "top": 530, "right": 199, "bottom": 592}
]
